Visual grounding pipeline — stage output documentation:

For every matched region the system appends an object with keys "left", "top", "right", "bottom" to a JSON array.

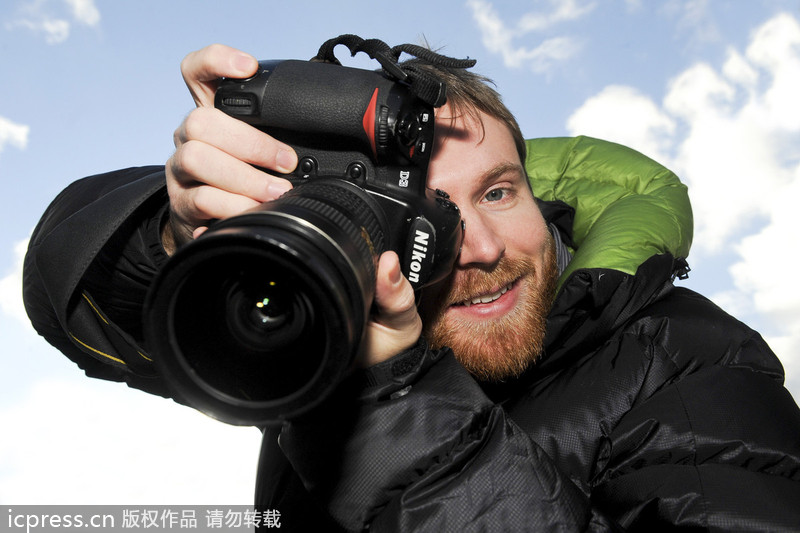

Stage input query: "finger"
[
  {"left": 180, "top": 44, "right": 258, "bottom": 107},
  {"left": 178, "top": 183, "right": 264, "bottom": 224},
  {"left": 176, "top": 107, "right": 298, "bottom": 173},
  {"left": 168, "top": 140, "right": 293, "bottom": 205}
]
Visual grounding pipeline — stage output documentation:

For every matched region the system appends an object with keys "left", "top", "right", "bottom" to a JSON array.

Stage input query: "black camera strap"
[{"left": 313, "top": 34, "right": 477, "bottom": 108}]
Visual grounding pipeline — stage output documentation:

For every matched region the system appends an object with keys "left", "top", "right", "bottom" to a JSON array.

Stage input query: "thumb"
[
  {"left": 181, "top": 44, "right": 258, "bottom": 107},
  {"left": 374, "top": 252, "right": 420, "bottom": 330},
  {"left": 358, "top": 252, "right": 422, "bottom": 367}
]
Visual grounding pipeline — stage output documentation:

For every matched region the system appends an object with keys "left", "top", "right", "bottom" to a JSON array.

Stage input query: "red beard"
[{"left": 420, "top": 239, "right": 558, "bottom": 382}]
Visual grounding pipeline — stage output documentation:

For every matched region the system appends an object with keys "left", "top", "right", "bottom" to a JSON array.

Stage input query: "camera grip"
[{"left": 216, "top": 61, "right": 388, "bottom": 155}]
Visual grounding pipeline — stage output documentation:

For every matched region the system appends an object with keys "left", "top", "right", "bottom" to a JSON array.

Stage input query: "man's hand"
[
  {"left": 163, "top": 44, "right": 298, "bottom": 254},
  {"left": 358, "top": 252, "right": 423, "bottom": 367}
]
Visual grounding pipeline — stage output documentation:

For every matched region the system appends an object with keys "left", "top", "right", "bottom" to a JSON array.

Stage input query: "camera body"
[
  {"left": 144, "top": 59, "right": 463, "bottom": 425},
  {"left": 215, "top": 60, "right": 462, "bottom": 288}
]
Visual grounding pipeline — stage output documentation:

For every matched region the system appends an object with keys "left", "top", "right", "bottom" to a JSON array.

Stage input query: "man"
[{"left": 23, "top": 42, "right": 800, "bottom": 531}]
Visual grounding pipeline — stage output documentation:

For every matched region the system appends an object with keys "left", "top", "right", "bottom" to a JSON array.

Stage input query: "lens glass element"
[{"left": 171, "top": 251, "right": 326, "bottom": 404}]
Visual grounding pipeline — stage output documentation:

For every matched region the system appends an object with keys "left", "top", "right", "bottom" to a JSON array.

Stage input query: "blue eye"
[{"left": 485, "top": 188, "right": 506, "bottom": 202}]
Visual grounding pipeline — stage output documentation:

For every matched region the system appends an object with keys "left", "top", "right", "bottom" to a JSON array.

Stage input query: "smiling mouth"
[{"left": 454, "top": 281, "right": 516, "bottom": 307}]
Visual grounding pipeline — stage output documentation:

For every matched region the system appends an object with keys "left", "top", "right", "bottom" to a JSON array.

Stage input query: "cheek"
[{"left": 500, "top": 209, "right": 550, "bottom": 259}]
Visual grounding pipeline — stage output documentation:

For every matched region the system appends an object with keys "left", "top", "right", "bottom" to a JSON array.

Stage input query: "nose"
[{"left": 457, "top": 214, "right": 505, "bottom": 268}]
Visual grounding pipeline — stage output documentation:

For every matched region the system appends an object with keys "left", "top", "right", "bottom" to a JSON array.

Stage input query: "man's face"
[{"left": 418, "top": 108, "right": 558, "bottom": 381}]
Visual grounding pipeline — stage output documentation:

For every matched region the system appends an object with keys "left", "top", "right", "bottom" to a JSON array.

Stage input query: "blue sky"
[{"left": 1, "top": 0, "right": 798, "bottom": 504}]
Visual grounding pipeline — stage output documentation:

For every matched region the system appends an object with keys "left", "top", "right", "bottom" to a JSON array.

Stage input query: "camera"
[{"left": 144, "top": 59, "right": 463, "bottom": 425}]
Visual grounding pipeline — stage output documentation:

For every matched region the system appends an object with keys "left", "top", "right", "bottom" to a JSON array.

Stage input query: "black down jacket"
[{"left": 23, "top": 137, "right": 800, "bottom": 531}]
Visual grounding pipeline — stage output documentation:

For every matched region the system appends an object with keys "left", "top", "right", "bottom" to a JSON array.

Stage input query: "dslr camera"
[{"left": 144, "top": 58, "right": 463, "bottom": 425}]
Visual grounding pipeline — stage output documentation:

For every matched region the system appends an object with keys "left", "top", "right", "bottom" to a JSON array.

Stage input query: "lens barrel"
[{"left": 144, "top": 179, "right": 386, "bottom": 425}]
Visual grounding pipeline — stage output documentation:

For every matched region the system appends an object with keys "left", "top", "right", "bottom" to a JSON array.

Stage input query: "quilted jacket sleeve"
[
  {"left": 280, "top": 342, "right": 623, "bottom": 532},
  {"left": 22, "top": 166, "right": 172, "bottom": 397}
]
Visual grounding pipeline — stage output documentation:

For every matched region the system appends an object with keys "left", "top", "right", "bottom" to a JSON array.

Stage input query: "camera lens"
[
  {"left": 166, "top": 250, "right": 329, "bottom": 412},
  {"left": 144, "top": 179, "right": 387, "bottom": 425}
]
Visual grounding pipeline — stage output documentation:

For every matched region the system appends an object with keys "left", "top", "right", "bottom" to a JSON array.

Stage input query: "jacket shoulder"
[
  {"left": 592, "top": 286, "right": 800, "bottom": 529},
  {"left": 630, "top": 285, "right": 784, "bottom": 381}
]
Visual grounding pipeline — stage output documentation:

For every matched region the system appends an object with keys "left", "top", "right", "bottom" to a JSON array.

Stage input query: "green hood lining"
[{"left": 524, "top": 136, "right": 693, "bottom": 285}]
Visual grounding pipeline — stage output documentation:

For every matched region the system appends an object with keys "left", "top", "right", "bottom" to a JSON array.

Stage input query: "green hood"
[{"left": 525, "top": 136, "right": 693, "bottom": 285}]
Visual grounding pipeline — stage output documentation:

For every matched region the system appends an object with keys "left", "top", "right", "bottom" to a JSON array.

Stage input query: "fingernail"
[
  {"left": 232, "top": 52, "right": 256, "bottom": 74},
  {"left": 276, "top": 148, "right": 297, "bottom": 173},
  {"left": 389, "top": 260, "right": 403, "bottom": 285}
]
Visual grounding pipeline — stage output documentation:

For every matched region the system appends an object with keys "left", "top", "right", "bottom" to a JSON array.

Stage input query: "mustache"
[{"left": 438, "top": 256, "right": 538, "bottom": 307}]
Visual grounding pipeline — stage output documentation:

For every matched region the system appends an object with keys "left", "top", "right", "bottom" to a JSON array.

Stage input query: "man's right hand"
[{"left": 163, "top": 44, "right": 298, "bottom": 254}]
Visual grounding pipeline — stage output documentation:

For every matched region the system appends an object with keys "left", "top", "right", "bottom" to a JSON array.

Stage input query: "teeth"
[{"left": 460, "top": 284, "right": 511, "bottom": 307}]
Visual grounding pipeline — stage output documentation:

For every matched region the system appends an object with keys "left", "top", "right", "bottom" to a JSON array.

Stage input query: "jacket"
[{"left": 23, "top": 137, "right": 800, "bottom": 531}]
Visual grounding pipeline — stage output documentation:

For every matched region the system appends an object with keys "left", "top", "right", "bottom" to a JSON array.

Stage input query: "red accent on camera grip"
[{"left": 362, "top": 88, "right": 379, "bottom": 160}]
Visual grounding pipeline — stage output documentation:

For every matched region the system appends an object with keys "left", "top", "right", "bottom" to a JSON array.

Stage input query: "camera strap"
[{"left": 313, "top": 34, "right": 477, "bottom": 108}]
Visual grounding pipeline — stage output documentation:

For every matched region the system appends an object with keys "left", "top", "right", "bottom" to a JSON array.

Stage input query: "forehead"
[{"left": 427, "top": 107, "right": 524, "bottom": 191}]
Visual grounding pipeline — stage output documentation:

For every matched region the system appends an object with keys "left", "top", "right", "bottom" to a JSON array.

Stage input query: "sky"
[{"left": 1, "top": 0, "right": 798, "bottom": 505}]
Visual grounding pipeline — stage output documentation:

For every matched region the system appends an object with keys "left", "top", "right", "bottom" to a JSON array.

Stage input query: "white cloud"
[
  {"left": 0, "top": 237, "right": 33, "bottom": 331},
  {"left": 0, "top": 377, "right": 262, "bottom": 504},
  {"left": 729, "top": 176, "right": 800, "bottom": 317},
  {"left": 466, "top": 0, "right": 590, "bottom": 72},
  {"left": 0, "top": 116, "right": 30, "bottom": 154},
  {"left": 745, "top": 13, "right": 800, "bottom": 132},
  {"left": 566, "top": 12, "right": 800, "bottom": 403},
  {"left": 6, "top": 13, "right": 71, "bottom": 44},
  {"left": 664, "top": 62, "right": 791, "bottom": 253},
  {"left": 65, "top": 0, "right": 100, "bottom": 26},
  {"left": 670, "top": 14, "right": 800, "bottom": 254},
  {"left": 668, "top": 0, "right": 721, "bottom": 45},
  {"left": 6, "top": 0, "right": 100, "bottom": 44},
  {"left": 516, "top": 0, "right": 596, "bottom": 32},
  {"left": 566, "top": 85, "right": 676, "bottom": 163},
  {"left": 721, "top": 168, "right": 800, "bottom": 400}
]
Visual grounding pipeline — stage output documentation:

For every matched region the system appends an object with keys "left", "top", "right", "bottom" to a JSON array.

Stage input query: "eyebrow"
[{"left": 476, "top": 161, "right": 527, "bottom": 190}]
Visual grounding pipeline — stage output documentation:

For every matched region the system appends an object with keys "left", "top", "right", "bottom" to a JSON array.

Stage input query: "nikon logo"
[{"left": 407, "top": 229, "right": 430, "bottom": 283}]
